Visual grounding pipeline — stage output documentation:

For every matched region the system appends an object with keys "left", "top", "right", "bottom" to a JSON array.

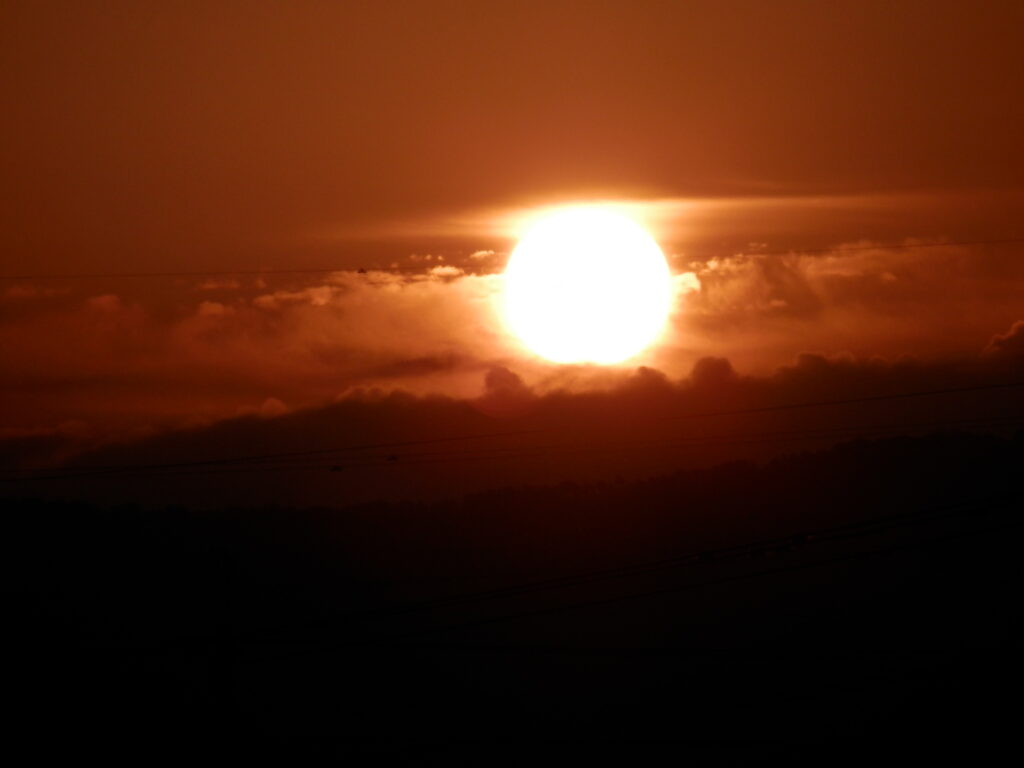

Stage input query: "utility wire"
[
  {"left": 0, "top": 428, "right": 550, "bottom": 480},
  {"left": 663, "top": 381, "right": 1024, "bottom": 422},
  {"left": 371, "top": 517, "right": 1022, "bottom": 650},
  {"left": 0, "top": 267, "right": 367, "bottom": 281},
  {"left": 242, "top": 494, "right": 1021, "bottom": 659},
  {"left": 4, "top": 381, "right": 1022, "bottom": 482},
  {"left": 716, "top": 237, "right": 1024, "bottom": 260},
  {"left": 23, "top": 412, "right": 1020, "bottom": 482},
  {"left": 281, "top": 496, "right": 1001, "bottom": 628},
  {"left": 91, "top": 492, "right": 1018, "bottom": 656},
  {"left": 2, "top": 237, "right": 1023, "bottom": 281},
  {"left": 53, "top": 490, "right": 1020, "bottom": 659}
]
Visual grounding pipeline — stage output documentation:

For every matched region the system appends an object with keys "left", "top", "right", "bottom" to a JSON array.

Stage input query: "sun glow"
[{"left": 503, "top": 206, "right": 673, "bottom": 365}]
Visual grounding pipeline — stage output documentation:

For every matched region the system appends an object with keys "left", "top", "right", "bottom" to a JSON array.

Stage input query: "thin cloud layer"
[
  {"left": 0, "top": 268, "right": 511, "bottom": 437},
  {"left": 2, "top": 239, "right": 1023, "bottom": 441},
  {"left": 655, "top": 240, "right": 1024, "bottom": 373}
]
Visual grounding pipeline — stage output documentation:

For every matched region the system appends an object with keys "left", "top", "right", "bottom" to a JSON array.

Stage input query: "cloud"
[
  {"left": 427, "top": 265, "right": 463, "bottom": 278},
  {"left": 4, "top": 284, "right": 68, "bottom": 300},
  {"left": 655, "top": 240, "right": 1024, "bottom": 374},
  {"left": 253, "top": 285, "right": 335, "bottom": 310},
  {"left": 673, "top": 272, "right": 701, "bottom": 294},
  {"left": 985, "top": 320, "right": 1024, "bottom": 359},
  {"left": 86, "top": 294, "right": 122, "bottom": 312},
  {"left": 0, "top": 267, "right": 514, "bottom": 435},
  {"left": 196, "top": 278, "right": 242, "bottom": 291},
  {"left": 475, "top": 366, "right": 536, "bottom": 418},
  {"left": 689, "top": 356, "right": 737, "bottom": 389},
  {"left": 259, "top": 397, "right": 289, "bottom": 418},
  {"left": 3, "top": 235, "right": 1024, "bottom": 439},
  {"left": 7, "top": 348, "right": 1022, "bottom": 508},
  {"left": 196, "top": 301, "right": 233, "bottom": 317}
]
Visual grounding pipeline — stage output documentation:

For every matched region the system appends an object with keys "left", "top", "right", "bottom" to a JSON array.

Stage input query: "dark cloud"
[
  {"left": 986, "top": 320, "right": 1024, "bottom": 359},
  {"left": 5, "top": 348, "right": 1022, "bottom": 509},
  {"left": 689, "top": 357, "right": 737, "bottom": 389},
  {"left": 4, "top": 236, "right": 1024, "bottom": 439},
  {"left": 475, "top": 366, "right": 536, "bottom": 419},
  {"left": 482, "top": 366, "right": 532, "bottom": 401}
]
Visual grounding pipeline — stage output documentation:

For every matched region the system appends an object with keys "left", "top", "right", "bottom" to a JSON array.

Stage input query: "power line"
[
  {"left": 664, "top": 380, "right": 1024, "bottom": 422},
  {"left": 299, "top": 495, "right": 1003, "bottom": 625},
  {"left": 4, "top": 380, "right": 1022, "bottom": 482},
  {"left": 72, "top": 491, "right": 1019, "bottom": 657},
  {"left": 0, "top": 267, "right": 365, "bottom": 281},
  {"left": 0, "top": 427, "right": 551, "bottom": 480},
  {"left": 373, "top": 519, "right": 1022, "bottom": 649},
  {"left": 724, "top": 237, "right": 1024, "bottom": 260},
  {"left": 26, "top": 412, "right": 1019, "bottom": 482},
  {"left": 2, "top": 237, "right": 1023, "bottom": 281},
  {"left": 244, "top": 494, "right": 1021, "bottom": 659}
]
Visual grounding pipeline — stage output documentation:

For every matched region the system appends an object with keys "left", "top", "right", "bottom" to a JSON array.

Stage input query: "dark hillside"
[{"left": 4, "top": 431, "right": 1022, "bottom": 761}]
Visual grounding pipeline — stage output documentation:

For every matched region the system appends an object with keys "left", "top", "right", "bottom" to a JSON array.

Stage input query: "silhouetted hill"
[
  {"left": 4, "top": 353, "right": 1022, "bottom": 509},
  {"left": 3, "top": 431, "right": 1022, "bottom": 761}
]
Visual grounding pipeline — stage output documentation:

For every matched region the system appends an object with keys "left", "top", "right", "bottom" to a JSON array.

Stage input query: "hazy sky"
[
  {"left": 4, "top": 0, "right": 1023, "bottom": 270},
  {"left": 2, "top": 1, "right": 1023, "bottom": 440}
]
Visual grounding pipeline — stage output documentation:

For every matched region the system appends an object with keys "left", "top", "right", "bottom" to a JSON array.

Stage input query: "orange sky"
[
  {"left": 2, "top": 1, "right": 1024, "bottom": 441},
  {"left": 4, "top": 1, "right": 1023, "bottom": 271}
]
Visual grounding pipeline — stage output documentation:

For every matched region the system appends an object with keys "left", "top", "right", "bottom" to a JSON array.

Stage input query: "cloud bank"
[{"left": 1, "top": 238, "right": 1023, "bottom": 442}]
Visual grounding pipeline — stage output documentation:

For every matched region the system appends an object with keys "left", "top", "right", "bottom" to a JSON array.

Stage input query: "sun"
[{"left": 502, "top": 206, "right": 673, "bottom": 364}]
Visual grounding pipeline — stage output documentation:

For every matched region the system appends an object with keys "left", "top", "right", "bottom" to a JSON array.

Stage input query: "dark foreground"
[{"left": 5, "top": 432, "right": 1022, "bottom": 762}]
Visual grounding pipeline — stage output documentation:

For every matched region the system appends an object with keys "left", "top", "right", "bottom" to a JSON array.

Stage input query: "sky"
[{"left": 2, "top": 0, "right": 1024, "bottom": 470}]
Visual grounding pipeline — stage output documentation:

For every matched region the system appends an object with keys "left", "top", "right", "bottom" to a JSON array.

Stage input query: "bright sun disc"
[{"left": 503, "top": 207, "right": 672, "bottom": 364}]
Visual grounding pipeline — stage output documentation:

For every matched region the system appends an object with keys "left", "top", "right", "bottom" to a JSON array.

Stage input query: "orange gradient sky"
[{"left": 2, "top": 1, "right": 1024, "bottom": 440}]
